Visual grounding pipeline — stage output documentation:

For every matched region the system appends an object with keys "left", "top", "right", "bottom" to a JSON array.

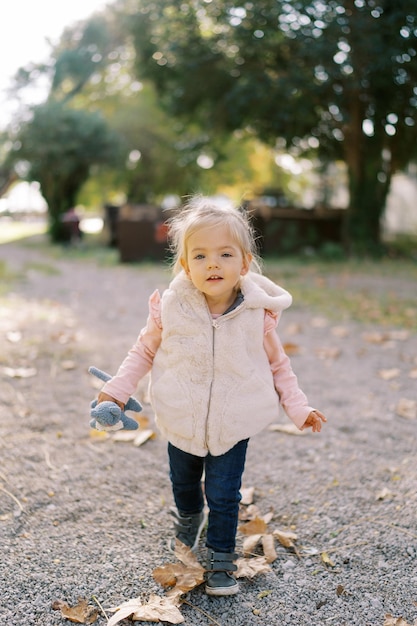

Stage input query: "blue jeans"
[{"left": 168, "top": 439, "right": 249, "bottom": 553}]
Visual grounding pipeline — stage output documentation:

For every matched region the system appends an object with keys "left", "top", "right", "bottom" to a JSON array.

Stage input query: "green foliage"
[
  {"left": 128, "top": 0, "right": 417, "bottom": 251},
  {"left": 10, "top": 102, "right": 122, "bottom": 241}
]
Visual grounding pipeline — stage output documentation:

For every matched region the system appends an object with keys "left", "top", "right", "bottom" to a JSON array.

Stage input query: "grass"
[
  {"left": 265, "top": 257, "right": 417, "bottom": 330},
  {"left": 2, "top": 224, "right": 416, "bottom": 330}
]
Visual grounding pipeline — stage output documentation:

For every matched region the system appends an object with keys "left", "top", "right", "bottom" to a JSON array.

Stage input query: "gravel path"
[{"left": 0, "top": 237, "right": 416, "bottom": 626}]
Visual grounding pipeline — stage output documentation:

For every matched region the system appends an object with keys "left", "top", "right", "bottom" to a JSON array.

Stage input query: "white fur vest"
[{"left": 149, "top": 271, "right": 292, "bottom": 457}]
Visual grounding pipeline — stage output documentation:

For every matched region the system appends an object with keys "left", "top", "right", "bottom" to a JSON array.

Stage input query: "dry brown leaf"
[
  {"left": 396, "top": 398, "right": 417, "bottom": 419},
  {"left": 387, "top": 330, "right": 410, "bottom": 341},
  {"left": 153, "top": 542, "right": 205, "bottom": 595},
  {"left": 315, "top": 347, "right": 341, "bottom": 360},
  {"left": 285, "top": 323, "right": 303, "bottom": 335},
  {"left": 51, "top": 598, "right": 98, "bottom": 624},
  {"left": 362, "top": 331, "right": 388, "bottom": 344},
  {"left": 384, "top": 614, "right": 414, "bottom": 626},
  {"left": 242, "top": 533, "right": 263, "bottom": 556},
  {"left": 235, "top": 556, "right": 271, "bottom": 579},
  {"left": 262, "top": 534, "right": 278, "bottom": 563},
  {"left": 61, "top": 360, "right": 76, "bottom": 370},
  {"left": 283, "top": 342, "right": 301, "bottom": 355},
  {"left": 239, "top": 503, "right": 262, "bottom": 521},
  {"left": 311, "top": 317, "right": 329, "bottom": 328},
  {"left": 238, "top": 517, "right": 268, "bottom": 536},
  {"left": 108, "top": 595, "right": 184, "bottom": 625},
  {"left": 331, "top": 326, "right": 349, "bottom": 338},
  {"left": 273, "top": 529, "right": 298, "bottom": 549},
  {"left": 378, "top": 368, "right": 401, "bottom": 381}
]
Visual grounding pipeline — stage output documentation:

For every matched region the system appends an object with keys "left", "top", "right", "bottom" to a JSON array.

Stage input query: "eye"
[
  {"left": 222, "top": 252, "right": 233, "bottom": 257},
  {"left": 194, "top": 254, "right": 205, "bottom": 260}
]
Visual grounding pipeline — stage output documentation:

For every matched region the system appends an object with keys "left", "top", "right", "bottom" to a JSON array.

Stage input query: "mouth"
[{"left": 207, "top": 275, "right": 223, "bottom": 281}]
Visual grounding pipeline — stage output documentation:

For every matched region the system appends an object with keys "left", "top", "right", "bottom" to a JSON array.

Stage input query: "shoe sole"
[{"left": 205, "top": 582, "right": 239, "bottom": 597}]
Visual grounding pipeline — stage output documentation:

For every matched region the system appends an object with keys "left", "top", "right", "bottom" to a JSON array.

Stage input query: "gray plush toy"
[{"left": 89, "top": 366, "right": 141, "bottom": 431}]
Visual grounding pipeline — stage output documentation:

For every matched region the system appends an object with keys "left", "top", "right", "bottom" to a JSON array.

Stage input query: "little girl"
[{"left": 96, "top": 196, "right": 327, "bottom": 597}]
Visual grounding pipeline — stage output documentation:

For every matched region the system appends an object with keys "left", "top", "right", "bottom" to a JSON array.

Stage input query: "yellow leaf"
[{"left": 321, "top": 552, "right": 335, "bottom": 567}]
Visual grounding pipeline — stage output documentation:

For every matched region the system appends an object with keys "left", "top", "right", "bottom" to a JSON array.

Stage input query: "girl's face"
[{"left": 181, "top": 223, "right": 251, "bottom": 313}]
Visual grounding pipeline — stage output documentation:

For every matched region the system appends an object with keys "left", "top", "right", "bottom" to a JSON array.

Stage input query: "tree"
[
  {"left": 10, "top": 102, "right": 121, "bottom": 240},
  {"left": 128, "top": 0, "right": 417, "bottom": 252}
]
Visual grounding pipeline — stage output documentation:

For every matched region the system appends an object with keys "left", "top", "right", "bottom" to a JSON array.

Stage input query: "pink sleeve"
[
  {"left": 101, "top": 290, "right": 162, "bottom": 404},
  {"left": 264, "top": 313, "right": 313, "bottom": 429}
]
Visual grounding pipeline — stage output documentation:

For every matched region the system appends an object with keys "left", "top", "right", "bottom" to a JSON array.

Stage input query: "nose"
[{"left": 207, "top": 255, "right": 219, "bottom": 269}]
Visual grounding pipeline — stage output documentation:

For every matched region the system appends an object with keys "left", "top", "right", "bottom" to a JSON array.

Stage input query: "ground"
[{"left": 0, "top": 235, "right": 416, "bottom": 626}]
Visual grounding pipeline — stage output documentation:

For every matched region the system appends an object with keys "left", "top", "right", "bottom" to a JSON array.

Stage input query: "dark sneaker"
[
  {"left": 168, "top": 507, "right": 207, "bottom": 552},
  {"left": 205, "top": 550, "right": 239, "bottom": 596}
]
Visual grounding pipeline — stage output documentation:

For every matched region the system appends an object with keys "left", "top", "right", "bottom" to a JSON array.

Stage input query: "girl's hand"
[
  {"left": 97, "top": 391, "right": 125, "bottom": 410},
  {"left": 301, "top": 410, "right": 327, "bottom": 433}
]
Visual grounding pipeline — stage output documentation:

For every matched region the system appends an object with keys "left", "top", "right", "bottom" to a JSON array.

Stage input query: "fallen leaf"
[
  {"left": 108, "top": 595, "right": 184, "bottom": 625},
  {"left": 378, "top": 368, "right": 401, "bottom": 381},
  {"left": 235, "top": 556, "right": 271, "bottom": 579},
  {"left": 133, "top": 429, "right": 155, "bottom": 446},
  {"left": 239, "top": 503, "right": 263, "bottom": 521},
  {"left": 362, "top": 331, "right": 388, "bottom": 344},
  {"left": 61, "top": 360, "right": 76, "bottom": 370},
  {"left": 51, "top": 598, "right": 98, "bottom": 624},
  {"left": 6, "top": 330, "right": 22, "bottom": 343},
  {"left": 262, "top": 534, "right": 278, "bottom": 563},
  {"left": 242, "top": 533, "right": 263, "bottom": 556},
  {"left": 396, "top": 398, "right": 417, "bottom": 419},
  {"left": 153, "top": 542, "right": 205, "bottom": 595},
  {"left": 1, "top": 366, "right": 37, "bottom": 378},
  {"left": 283, "top": 342, "right": 301, "bottom": 355},
  {"left": 257, "top": 590, "right": 273, "bottom": 599},
  {"left": 376, "top": 487, "right": 393, "bottom": 501},
  {"left": 384, "top": 614, "right": 414, "bottom": 626},
  {"left": 387, "top": 330, "right": 410, "bottom": 341},
  {"left": 269, "top": 423, "right": 306, "bottom": 436},
  {"left": 311, "top": 317, "right": 328, "bottom": 328},
  {"left": 331, "top": 326, "right": 349, "bottom": 338},
  {"left": 321, "top": 552, "right": 336, "bottom": 567},
  {"left": 409, "top": 368, "right": 417, "bottom": 379},
  {"left": 111, "top": 429, "right": 155, "bottom": 446},
  {"left": 238, "top": 517, "right": 268, "bottom": 536},
  {"left": 273, "top": 529, "right": 298, "bottom": 549},
  {"left": 315, "top": 347, "right": 341, "bottom": 360}
]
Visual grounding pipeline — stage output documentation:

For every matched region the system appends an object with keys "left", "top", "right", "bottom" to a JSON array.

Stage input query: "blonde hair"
[{"left": 167, "top": 195, "right": 262, "bottom": 275}]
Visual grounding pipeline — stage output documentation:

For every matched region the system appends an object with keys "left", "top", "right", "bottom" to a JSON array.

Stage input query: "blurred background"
[{"left": 1, "top": 0, "right": 416, "bottom": 259}]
